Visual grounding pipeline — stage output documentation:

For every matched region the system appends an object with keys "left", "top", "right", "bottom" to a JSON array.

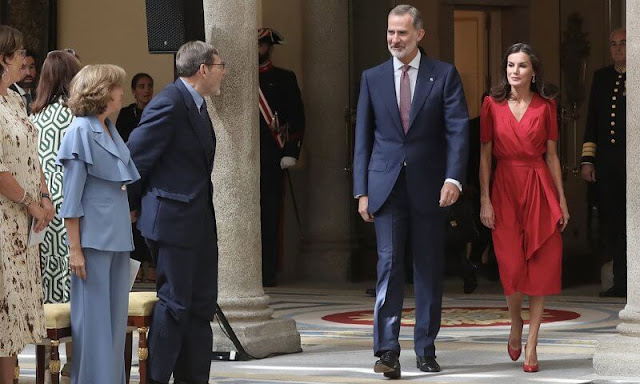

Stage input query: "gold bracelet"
[{"left": 18, "top": 190, "right": 27, "bottom": 204}]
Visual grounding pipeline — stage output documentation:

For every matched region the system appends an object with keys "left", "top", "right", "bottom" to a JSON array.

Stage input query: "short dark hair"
[
  {"left": 31, "top": 50, "right": 81, "bottom": 114},
  {"left": 24, "top": 48, "right": 37, "bottom": 62},
  {"left": 0, "top": 25, "right": 24, "bottom": 77},
  {"left": 131, "top": 72, "right": 153, "bottom": 90},
  {"left": 175, "top": 40, "right": 218, "bottom": 77}
]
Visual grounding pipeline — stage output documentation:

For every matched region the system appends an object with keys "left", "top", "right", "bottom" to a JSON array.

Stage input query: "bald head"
[{"left": 610, "top": 28, "right": 626, "bottom": 67}]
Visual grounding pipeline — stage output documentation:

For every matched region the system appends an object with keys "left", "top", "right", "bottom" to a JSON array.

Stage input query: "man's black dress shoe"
[
  {"left": 416, "top": 356, "right": 441, "bottom": 372},
  {"left": 599, "top": 286, "right": 627, "bottom": 298},
  {"left": 147, "top": 379, "right": 167, "bottom": 384},
  {"left": 374, "top": 350, "right": 401, "bottom": 379},
  {"left": 462, "top": 262, "right": 478, "bottom": 294}
]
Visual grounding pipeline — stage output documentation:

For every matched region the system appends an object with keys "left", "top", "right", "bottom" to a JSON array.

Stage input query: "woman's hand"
[
  {"left": 41, "top": 198, "right": 55, "bottom": 222},
  {"left": 27, "top": 202, "right": 48, "bottom": 232},
  {"left": 69, "top": 246, "right": 87, "bottom": 280},
  {"left": 559, "top": 198, "right": 570, "bottom": 232},
  {"left": 480, "top": 197, "right": 496, "bottom": 230}
]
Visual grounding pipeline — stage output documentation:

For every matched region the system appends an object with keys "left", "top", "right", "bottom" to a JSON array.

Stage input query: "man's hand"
[
  {"left": 130, "top": 211, "right": 138, "bottom": 223},
  {"left": 439, "top": 182, "right": 460, "bottom": 207},
  {"left": 358, "top": 196, "right": 374, "bottom": 222},
  {"left": 280, "top": 156, "right": 297, "bottom": 169},
  {"left": 581, "top": 164, "right": 596, "bottom": 183}
]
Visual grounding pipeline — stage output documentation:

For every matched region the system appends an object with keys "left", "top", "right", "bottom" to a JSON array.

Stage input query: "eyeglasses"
[{"left": 204, "top": 61, "right": 226, "bottom": 70}]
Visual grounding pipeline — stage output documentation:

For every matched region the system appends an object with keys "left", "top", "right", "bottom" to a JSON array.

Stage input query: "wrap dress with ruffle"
[{"left": 480, "top": 94, "right": 563, "bottom": 296}]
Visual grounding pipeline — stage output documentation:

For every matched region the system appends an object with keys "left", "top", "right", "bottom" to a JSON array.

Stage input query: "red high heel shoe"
[
  {"left": 507, "top": 343, "right": 522, "bottom": 361},
  {"left": 523, "top": 344, "right": 539, "bottom": 372},
  {"left": 507, "top": 322, "right": 523, "bottom": 361}
]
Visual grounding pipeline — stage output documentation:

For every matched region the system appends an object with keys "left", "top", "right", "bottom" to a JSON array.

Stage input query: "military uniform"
[
  {"left": 581, "top": 65, "right": 626, "bottom": 294},
  {"left": 259, "top": 56, "right": 305, "bottom": 286}
]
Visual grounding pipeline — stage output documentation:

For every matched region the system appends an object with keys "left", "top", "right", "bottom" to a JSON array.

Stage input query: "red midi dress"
[{"left": 480, "top": 94, "right": 563, "bottom": 296}]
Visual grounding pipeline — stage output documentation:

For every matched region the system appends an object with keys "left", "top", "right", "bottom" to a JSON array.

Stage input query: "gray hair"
[
  {"left": 175, "top": 40, "right": 219, "bottom": 77},
  {"left": 389, "top": 4, "right": 424, "bottom": 30},
  {"left": 610, "top": 28, "right": 626, "bottom": 40}
]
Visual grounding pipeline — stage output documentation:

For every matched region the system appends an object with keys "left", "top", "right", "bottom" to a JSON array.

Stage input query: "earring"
[
  {"left": 532, "top": 75, "right": 536, "bottom": 84},
  {"left": 1, "top": 72, "right": 10, "bottom": 84}
]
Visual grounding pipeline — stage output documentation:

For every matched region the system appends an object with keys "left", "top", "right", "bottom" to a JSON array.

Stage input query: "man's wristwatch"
[{"left": 41, "top": 192, "right": 51, "bottom": 201}]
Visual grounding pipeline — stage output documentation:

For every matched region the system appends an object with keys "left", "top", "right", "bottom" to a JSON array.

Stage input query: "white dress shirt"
[{"left": 392, "top": 51, "right": 462, "bottom": 192}]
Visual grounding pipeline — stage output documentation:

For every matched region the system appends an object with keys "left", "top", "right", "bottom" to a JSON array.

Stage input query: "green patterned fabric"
[{"left": 32, "top": 101, "right": 74, "bottom": 304}]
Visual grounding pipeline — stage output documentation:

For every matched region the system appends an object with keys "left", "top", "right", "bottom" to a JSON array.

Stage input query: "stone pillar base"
[
  {"left": 212, "top": 317, "right": 301, "bottom": 358},
  {"left": 301, "top": 241, "right": 352, "bottom": 282},
  {"left": 594, "top": 335, "right": 640, "bottom": 376}
]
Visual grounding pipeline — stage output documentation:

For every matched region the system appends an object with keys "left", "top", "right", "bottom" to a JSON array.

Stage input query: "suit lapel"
[
  {"left": 408, "top": 56, "right": 436, "bottom": 130},
  {"left": 175, "top": 80, "right": 215, "bottom": 164},
  {"left": 381, "top": 59, "right": 404, "bottom": 134},
  {"left": 89, "top": 117, "right": 123, "bottom": 160}
]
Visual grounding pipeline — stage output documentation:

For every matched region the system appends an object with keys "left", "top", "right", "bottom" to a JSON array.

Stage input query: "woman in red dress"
[{"left": 479, "top": 43, "right": 570, "bottom": 373}]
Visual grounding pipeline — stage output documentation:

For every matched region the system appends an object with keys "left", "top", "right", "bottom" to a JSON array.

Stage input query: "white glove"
[{"left": 280, "top": 156, "right": 297, "bottom": 169}]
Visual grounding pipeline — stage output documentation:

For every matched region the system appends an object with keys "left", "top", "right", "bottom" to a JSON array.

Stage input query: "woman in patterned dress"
[
  {"left": 0, "top": 25, "right": 54, "bottom": 382},
  {"left": 31, "top": 49, "right": 81, "bottom": 377}
]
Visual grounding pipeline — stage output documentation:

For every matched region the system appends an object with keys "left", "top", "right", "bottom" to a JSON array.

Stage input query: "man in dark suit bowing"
[
  {"left": 127, "top": 40, "right": 226, "bottom": 384},
  {"left": 353, "top": 5, "right": 469, "bottom": 378}
]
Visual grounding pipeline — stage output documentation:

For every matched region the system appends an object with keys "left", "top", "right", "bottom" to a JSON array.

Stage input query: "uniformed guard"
[
  {"left": 581, "top": 28, "right": 626, "bottom": 297},
  {"left": 258, "top": 28, "right": 305, "bottom": 287}
]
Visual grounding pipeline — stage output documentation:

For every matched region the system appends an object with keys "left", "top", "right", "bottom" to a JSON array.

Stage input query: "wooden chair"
[
  {"left": 125, "top": 291, "right": 158, "bottom": 384},
  {"left": 18, "top": 303, "right": 72, "bottom": 384}
]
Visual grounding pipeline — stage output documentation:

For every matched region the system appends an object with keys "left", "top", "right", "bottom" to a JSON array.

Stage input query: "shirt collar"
[
  {"left": 393, "top": 49, "right": 421, "bottom": 72},
  {"left": 179, "top": 77, "right": 205, "bottom": 111},
  {"left": 12, "top": 83, "right": 26, "bottom": 95}
]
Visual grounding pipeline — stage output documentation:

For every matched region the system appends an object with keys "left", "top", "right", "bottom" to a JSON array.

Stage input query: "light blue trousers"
[{"left": 70, "top": 249, "right": 129, "bottom": 384}]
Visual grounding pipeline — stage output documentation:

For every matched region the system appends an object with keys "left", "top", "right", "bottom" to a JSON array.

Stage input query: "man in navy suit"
[
  {"left": 353, "top": 5, "right": 469, "bottom": 378},
  {"left": 127, "top": 40, "right": 226, "bottom": 384}
]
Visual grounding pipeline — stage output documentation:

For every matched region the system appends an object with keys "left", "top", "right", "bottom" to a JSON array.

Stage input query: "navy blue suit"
[
  {"left": 127, "top": 79, "right": 217, "bottom": 383},
  {"left": 353, "top": 55, "right": 469, "bottom": 358}
]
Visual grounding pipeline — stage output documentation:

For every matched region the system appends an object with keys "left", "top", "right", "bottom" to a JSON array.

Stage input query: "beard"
[
  {"left": 388, "top": 40, "right": 417, "bottom": 60},
  {"left": 18, "top": 75, "right": 35, "bottom": 89}
]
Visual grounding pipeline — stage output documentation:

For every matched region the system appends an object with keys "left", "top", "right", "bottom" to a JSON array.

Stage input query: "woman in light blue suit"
[{"left": 57, "top": 64, "right": 140, "bottom": 384}]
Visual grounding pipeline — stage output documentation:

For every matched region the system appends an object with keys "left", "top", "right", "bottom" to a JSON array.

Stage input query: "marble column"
[
  {"left": 300, "top": 0, "right": 353, "bottom": 282},
  {"left": 204, "top": 0, "right": 301, "bottom": 358},
  {"left": 593, "top": 2, "right": 640, "bottom": 376}
]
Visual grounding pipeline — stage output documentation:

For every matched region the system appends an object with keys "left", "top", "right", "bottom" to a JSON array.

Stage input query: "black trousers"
[{"left": 597, "top": 169, "right": 626, "bottom": 291}]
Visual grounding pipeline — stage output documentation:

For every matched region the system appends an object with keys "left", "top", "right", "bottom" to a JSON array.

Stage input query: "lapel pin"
[{"left": 429, "top": 77, "right": 434, "bottom": 82}]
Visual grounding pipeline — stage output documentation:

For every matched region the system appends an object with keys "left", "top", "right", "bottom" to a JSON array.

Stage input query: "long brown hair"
[
  {"left": 490, "top": 42, "right": 558, "bottom": 101},
  {"left": 0, "top": 25, "right": 23, "bottom": 77},
  {"left": 31, "top": 51, "right": 81, "bottom": 114}
]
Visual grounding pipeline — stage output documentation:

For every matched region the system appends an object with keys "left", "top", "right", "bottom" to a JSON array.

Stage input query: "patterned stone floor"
[{"left": 15, "top": 279, "right": 639, "bottom": 383}]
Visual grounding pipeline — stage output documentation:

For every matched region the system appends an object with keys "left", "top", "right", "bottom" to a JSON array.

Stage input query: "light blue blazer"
[{"left": 57, "top": 116, "right": 140, "bottom": 252}]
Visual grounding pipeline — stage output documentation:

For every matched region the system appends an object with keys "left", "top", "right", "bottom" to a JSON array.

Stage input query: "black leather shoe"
[
  {"left": 147, "top": 379, "right": 167, "bottom": 384},
  {"left": 416, "top": 356, "right": 441, "bottom": 372},
  {"left": 463, "top": 262, "right": 478, "bottom": 294},
  {"left": 599, "top": 286, "right": 627, "bottom": 298},
  {"left": 374, "top": 350, "right": 401, "bottom": 379}
]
